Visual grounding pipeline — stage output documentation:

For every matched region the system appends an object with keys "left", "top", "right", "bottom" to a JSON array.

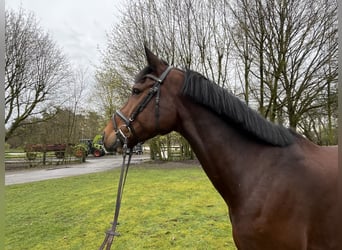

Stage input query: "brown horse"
[{"left": 103, "top": 47, "right": 339, "bottom": 250}]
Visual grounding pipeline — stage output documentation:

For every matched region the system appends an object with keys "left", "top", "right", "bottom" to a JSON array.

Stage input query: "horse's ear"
[{"left": 144, "top": 45, "right": 165, "bottom": 73}]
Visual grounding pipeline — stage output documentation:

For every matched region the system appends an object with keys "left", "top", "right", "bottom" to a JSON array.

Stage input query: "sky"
[{"left": 5, "top": 0, "right": 123, "bottom": 71}]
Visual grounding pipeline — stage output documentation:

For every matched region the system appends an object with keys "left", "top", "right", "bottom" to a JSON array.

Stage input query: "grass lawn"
[{"left": 5, "top": 161, "right": 236, "bottom": 249}]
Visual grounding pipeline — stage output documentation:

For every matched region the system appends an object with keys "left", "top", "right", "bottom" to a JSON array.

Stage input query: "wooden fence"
[{"left": 5, "top": 151, "right": 83, "bottom": 170}]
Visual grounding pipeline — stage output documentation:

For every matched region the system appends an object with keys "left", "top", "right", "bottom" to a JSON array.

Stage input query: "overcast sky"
[{"left": 6, "top": 0, "right": 123, "bottom": 71}]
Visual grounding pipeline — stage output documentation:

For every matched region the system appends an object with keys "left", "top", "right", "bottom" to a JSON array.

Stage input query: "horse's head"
[{"left": 103, "top": 46, "right": 184, "bottom": 152}]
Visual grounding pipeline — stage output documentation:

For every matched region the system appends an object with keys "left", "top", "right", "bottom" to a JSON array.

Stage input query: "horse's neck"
[{"left": 177, "top": 101, "right": 261, "bottom": 208}]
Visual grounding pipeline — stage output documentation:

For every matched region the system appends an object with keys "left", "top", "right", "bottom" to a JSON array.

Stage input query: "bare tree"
[
  {"left": 104, "top": 0, "right": 233, "bottom": 87},
  {"left": 99, "top": 0, "right": 337, "bottom": 146},
  {"left": 5, "top": 8, "right": 70, "bottom": 141},
  {"left": 6, "top": 108, "right": 104, "bottom": 148},
  {"left": 98, "top": 0, "right": 236, "bottom": 157},
  {"left": 64, "top": 66, "right": 89, "bottom": 143},
  {"left": 229, "top": 0, "right": 338, "bottom": 138},
  {"left": 114, "top": 5, "right": 202, "bottom": 158},
  {"left": 93, "top": 65, "right": 131, "bottom": 119}
]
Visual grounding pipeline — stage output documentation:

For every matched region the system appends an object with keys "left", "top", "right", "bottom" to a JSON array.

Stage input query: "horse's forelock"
[{"left": 134, "top": 66, "right": 153, "bottom": 83}]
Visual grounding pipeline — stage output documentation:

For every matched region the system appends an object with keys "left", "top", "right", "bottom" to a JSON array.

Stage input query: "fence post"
[{"left": 43, "top": 151, "right": 46, "bottom": 165}]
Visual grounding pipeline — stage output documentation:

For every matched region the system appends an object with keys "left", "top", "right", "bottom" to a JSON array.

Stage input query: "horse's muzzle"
[{"left": 103, "top": 133, "right": 123, "bottom": 153}]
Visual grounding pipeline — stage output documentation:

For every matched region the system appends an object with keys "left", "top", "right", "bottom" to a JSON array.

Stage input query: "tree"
[
  {"left": 93, "top": 66, "right": 131, "bottom": 119},
  {"left": 5, "top": 8, "right": 70, "bottom": 141},
  {"left": 6, "top": 108, "right": 104, "bottom": 148},
  {"left": 64, "top": 66, "right": 89, "bottom": 143},
  {"left": 104, "top": 0, "right": 232, "bottom": 87},
  {"left": 99, "top": 0, "right": 337, "bottom": 146},
  {"left": 98, "top": 0, "right": 236, "bottom": 157},
  {"left": 229, "top": 0, "right": 338, "bottom": 139}
]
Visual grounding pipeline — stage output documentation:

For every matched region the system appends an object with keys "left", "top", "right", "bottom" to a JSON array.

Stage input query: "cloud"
[
  {"left": 6, "top": 0, "right": 121, "bottom": 70},
  {"left": 5, "top": 0, "right": 125, "bottom": 101}
]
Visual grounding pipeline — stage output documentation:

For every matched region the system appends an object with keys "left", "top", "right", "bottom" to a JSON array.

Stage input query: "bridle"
[
  {"left": 99, "top": 65, "right": 173, "bottom": 250},
  {"left": 112, "top": 65, "right": 173, "bottom": 145}
]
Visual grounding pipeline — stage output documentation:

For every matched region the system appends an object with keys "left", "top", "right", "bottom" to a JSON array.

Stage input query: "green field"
[{"left": 5, "top": 161, "right": 236, "bottom": 249}]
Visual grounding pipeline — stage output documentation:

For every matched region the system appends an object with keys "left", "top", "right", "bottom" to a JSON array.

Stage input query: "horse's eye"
[{"left": 132, "top": 88, "right": 141, "bottom": 95}]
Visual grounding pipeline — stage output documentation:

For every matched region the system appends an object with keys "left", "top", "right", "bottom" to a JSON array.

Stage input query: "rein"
[
  {"left": 99, "top": 66, "right": 173, "bottom": 249},
  {"left": 99, "top": 140, "right": 132, "bottom": 250}
]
